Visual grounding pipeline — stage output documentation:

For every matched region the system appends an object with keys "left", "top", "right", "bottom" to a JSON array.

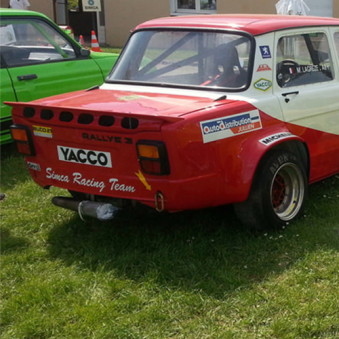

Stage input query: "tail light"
[
  {"left": 10, "top": 124, "right": 35, "bottom": 156},
  {"left": 136, "top": 140, "right": 170, "bottom": 175}
]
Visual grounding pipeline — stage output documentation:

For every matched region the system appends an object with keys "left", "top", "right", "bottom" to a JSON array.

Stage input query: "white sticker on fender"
[
  {"left": 259, "top": 132, "right": 293, "bottom": 145},
  {"left": 57, "top": 146, "right": 112, "bottom": 168},
  {"left": 200, "top": 110, "right": 262, "bottom": 143}
]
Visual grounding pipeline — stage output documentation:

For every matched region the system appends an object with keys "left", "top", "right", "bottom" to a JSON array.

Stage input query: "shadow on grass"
[
  {"left": 46, "top": 176, "right": 339, "bottom": 299},
  {"left": 0, "top": 227, "right": 30, "bottom": 254},
  {"left": 0, "top": 143, "right": 30, "bottom": 191}
]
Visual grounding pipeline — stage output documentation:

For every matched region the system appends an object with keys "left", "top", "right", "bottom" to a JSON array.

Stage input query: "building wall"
[
  {"left": 334, "top": 2, "right": 339, "bottom": 17},
  {"left": 105, "top": 0, "right": 278, "bottom": 47},
  {"left": 4, "top": 0, "right": 339, "bottom": 47},
  {"left": 104, "top": 0, "right": 169, "bottom": 47},
  {"left": 217, "top": 1, "right": 276, "bottom": 14},
  {"left": 0, "top": 0, "right": 54, "bottom": 20},
  {"left": 30, "top": 0, "right": 54, "bottom": 20},
  {"left": 0, "top": 0, "right": 9, "bottom": 7}
]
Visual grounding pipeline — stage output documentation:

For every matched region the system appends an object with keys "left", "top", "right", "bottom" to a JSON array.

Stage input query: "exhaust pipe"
[{"left": 51, "top": 196, "right": 119, "bottom": 221}]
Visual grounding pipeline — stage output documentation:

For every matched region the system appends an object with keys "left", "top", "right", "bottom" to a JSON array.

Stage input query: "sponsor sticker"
[
  {"left": 200, "top": 110, "right": 262, "bottom": 144},
  {"left": 33, "top": 125, "right": 52, "bottom": 138},
  {"left": 254, "top": 78, "right": 272, "bottom": 91},
  {"left": 45, "top": 167, "right": 136, "bottom": 194},
  {"left": 259, "top": 46, "right": 271, "bottom": 59},
  {"left": 27, "top": 161, "right": 41, "bottom": 171},
  {"left": 259, "top": 132, "right": 293, "bottom": 146},
  {"left": 257, "top": 64, "right": 272, "bottom": 72},
  {"left": 57, "top": 146, "right": 112, "bottom": 168}
]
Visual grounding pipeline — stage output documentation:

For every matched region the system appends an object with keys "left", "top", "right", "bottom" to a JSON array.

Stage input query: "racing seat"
[{"left": 211, "top": 45, "right": 247, "bottom": 87}]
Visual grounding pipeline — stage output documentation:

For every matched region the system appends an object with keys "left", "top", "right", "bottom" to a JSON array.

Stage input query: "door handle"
[
  {"left": 17, "top": 74, "right": 38, "bottom": 81},
  {"left": 282, "top": 91, "right": 299, "bottom": 103}
]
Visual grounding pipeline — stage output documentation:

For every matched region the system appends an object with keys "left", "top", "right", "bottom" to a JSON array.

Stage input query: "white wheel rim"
[{"left": 270, "top": 163, "right": 305, "bottom": 221}]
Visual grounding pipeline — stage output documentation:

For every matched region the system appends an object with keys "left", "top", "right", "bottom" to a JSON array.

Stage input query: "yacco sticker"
[
  {"left": 33, "top": 125, "right": 52, "bottom": 138},
  {"left": 254, "top": 78, "right": 272, "bottom": 91},
  {"left": 259, "top": 46, "right": 271, "bottom": 59},
  {"left": 27, "top": 161, "right": 41, "bottom": 171},
  {"left": 200, "top": 110, "right": 262, "bottom": 144},
  {"left": 57, "top": 146, "right": 112, "bottom": 168},
  {"left": 45, "top": 167, "right": 136, "bottom": 194},
  {"left": 259, "top": 132, "right": 293, "bottom": 146},
  {"left": 257, "top": 64, "right": 272, "bottom": 72}
]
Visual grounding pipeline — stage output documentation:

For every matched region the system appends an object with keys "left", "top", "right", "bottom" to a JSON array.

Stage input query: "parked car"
[
  {"left": 0, "top": 8, "right": 118, "bottom": 144},
  {"left": 8, "top": 14, "right": 339, "bottom": 229},
  {"left": 59, "top": 25, "right": 74, "bottom": 39}
]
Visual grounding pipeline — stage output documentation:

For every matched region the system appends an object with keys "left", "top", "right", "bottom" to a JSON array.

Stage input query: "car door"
[
  {"left": 0, "top": 16, "right": 105, "bottom": 104},
  {"left": 0, "top": 64, "right": 17, "bottom": 144},
  {"left": 273, "top": 28, "right": 339, "bottom": 182}
]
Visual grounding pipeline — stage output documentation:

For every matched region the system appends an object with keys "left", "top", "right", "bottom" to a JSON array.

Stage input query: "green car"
[{"left": 0, "top": 8, "right": 119, "bottom": 145}]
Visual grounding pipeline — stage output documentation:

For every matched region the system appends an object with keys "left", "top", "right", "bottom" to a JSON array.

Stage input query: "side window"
[
  {"left": 333, "top": 32, "right": 339, "bottom": 57},
  {"left": 0, "top": 18, "right": 76, "bottom": 67},
  {"left": 276, "top": 33, "right": 333, "bottom": 88}
]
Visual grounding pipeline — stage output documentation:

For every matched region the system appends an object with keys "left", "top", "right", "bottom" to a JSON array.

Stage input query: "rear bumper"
[{"left": 26, "top": 159, "right": 249, "bottom": 211}]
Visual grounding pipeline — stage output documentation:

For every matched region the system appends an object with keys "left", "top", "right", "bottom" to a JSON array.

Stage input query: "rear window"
[{"left": 107, "top": 30, "right": 254, "bottom": 91}]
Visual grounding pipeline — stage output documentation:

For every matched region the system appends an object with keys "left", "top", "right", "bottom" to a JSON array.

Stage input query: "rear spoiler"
[{"left": 5, "top": 101, "right": 185, "bottom": 123}]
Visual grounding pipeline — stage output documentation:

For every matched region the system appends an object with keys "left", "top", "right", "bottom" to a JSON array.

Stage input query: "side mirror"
[{"left": 80, "top": 48, "right": 91, "bottom": 57}]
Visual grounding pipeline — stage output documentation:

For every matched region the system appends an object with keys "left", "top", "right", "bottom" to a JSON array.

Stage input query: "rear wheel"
[{"left": 234, "top": 151, "right": 307, "bottom": 230}]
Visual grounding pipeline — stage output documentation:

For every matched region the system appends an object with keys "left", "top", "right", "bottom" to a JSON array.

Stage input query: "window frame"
[
  {"left": 170, "top": 0, "right": 217, "bottom": 15},
  {"left": 0, "top": 16, "right": 81, "bottom": 68},
  {"left": 107, "top": 28, "right": 255, "bottom": 92}
]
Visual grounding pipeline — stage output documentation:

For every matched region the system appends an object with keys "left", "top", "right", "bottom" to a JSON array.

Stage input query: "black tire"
[{"left": 234, "top": 150, "right": 308, "bottom": 230}]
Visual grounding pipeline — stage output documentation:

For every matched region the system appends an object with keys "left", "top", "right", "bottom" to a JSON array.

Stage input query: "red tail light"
[
  {"left": 136, "top": 141, "right": 170, "bottom": 175},
  {"left": 10, "top": 125, "right": 35, "bottom": 156}
]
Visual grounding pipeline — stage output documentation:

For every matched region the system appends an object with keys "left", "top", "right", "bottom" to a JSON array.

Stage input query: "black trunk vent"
[
  {"left": 41, "top": 109, "right": 54, "bottom": 120},
  {"left": 121, "top": 117, "right": 139, "bottom": 129},
  {"left": 78, "top": 113, "right": 94, "bottom": 124},
  {"left": 23, "top": 107, "right": 35, "bottom": 118},
  {"left": 59, "top": 111, "right": 74, "bottom": 122},
  {"left": 99, "top": 115, "right": 115, "bottom": 127}
]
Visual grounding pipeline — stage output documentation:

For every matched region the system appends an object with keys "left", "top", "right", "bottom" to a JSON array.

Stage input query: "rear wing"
[{"left": 6, "top": 102, "right": 185, "bottom": 124}]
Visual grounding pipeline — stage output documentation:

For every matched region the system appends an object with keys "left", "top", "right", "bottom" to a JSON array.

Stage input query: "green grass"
[
  {"left": 101, "top": 46, "right": 122, "bottom": 55},
  {"left": 1, "top": 144, "right": 339, "bottom": 339}
]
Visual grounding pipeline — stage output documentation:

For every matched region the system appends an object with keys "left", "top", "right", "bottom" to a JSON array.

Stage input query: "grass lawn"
[{"left": 1, "top": 142, "right": 339, "bottom": 339}]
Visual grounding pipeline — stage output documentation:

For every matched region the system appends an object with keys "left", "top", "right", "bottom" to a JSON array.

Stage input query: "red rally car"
[{"left": 8, "top": 14, "right": 339, "bottom": 229}]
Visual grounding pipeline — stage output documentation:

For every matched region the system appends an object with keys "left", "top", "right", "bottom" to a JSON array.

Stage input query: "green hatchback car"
[{"left": 0, "top": 8, "right": 119, "bottom": 145}]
